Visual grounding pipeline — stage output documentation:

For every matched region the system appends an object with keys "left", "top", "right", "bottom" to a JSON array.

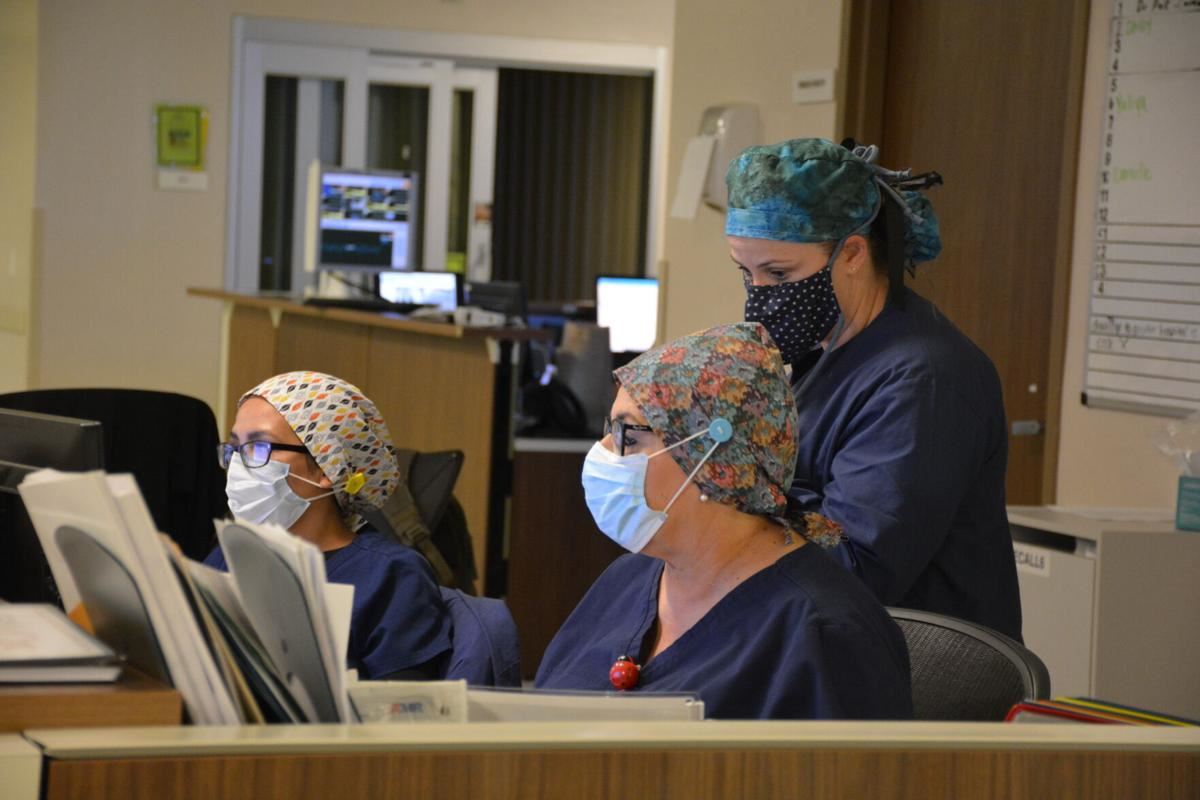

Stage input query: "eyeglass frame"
[
  {"left": 603, "top": 417, "right": 655, "bottom": 457},
  {"left": 218, "top": 440, "right": 311, "bottom": 470}
]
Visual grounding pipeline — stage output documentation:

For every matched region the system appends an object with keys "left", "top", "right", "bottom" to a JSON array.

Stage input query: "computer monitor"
[
  {"left": 0, "top": 408, "right": 104, "bottom": 604},
  {"left": 596, "top": 275, "right": 659, "bottom": 353},
  {"left": 378, "top": 271, "right": 461, "bottom": 312},
  {"left": 467, "top": 281, "right": 528, "bottom": 323},
  {"left": 318, "top": 167, "right": 418, "bottom": 271}
]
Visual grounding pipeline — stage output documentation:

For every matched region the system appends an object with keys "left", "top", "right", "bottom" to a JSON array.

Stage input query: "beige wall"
[
  {"left": 34, "top": 0, "right": 674, "bottom": 413},
  {"left": 1054, "top": 0, "right": 1181, "bottom": 508},
  {"left": 661, "top": 0, "right": 843, "bottom": 340},
  {"left": 34, "top": 0, "right": 1172, "bottom": 510},
  {"left": 0, "top": 0, "right": 37, "bottom": 393}
]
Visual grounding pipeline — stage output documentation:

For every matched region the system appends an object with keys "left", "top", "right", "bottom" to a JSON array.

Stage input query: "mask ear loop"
[
  {"left": 287, "top": 469, "right": 366, "bottom": 501},
  {"left": 652, "top": 417, "right": 734, "bottom": 513}
]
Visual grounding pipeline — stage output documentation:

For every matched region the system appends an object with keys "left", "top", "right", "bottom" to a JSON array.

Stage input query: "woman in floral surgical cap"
[
  {"left": 535, "top": 323, "right": 912, "bottom": 720},
  {"left": 205, "top": 371, "right": 454, "bottom": 681}
]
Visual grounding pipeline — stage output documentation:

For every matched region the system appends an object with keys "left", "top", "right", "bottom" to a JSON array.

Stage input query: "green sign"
[{"left": 156, "top": 105, "right": 204, "bottom": 168}]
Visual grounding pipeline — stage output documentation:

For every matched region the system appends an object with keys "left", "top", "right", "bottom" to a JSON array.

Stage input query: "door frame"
[
  {"left": 226, "top": 16, "right": 670, "bottom": 292},
  {"left": 836, "top": 0, "right": 1091, "bottom": 504}
]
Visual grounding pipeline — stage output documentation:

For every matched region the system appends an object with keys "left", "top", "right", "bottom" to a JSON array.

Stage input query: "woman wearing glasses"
[
  {"left": 206, "top": 371, "right": 453, "bottom": 681},
  {"left": 535, "top": 323, "right": 912, "bottom": 720}
]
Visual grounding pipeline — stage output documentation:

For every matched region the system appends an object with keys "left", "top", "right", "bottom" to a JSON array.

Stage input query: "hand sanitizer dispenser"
[{"left": 699, "top": 104, "right": 761, "bottom": 211}]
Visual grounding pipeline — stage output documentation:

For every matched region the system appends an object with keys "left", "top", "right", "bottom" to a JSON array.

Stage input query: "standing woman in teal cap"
[{"left": 725, "top": 139, "right": 1021, "bottom": 640}]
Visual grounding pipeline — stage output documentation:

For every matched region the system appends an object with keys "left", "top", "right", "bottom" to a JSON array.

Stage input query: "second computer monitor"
[
  {"left": 596, "top": 275, "right": 659, "bottom": 354},
  {"left": 319, "top": 167, "right": 417, "bottom": 271},
  {"left": 378, "top": 271, "right": 461, "bottom": 312}
]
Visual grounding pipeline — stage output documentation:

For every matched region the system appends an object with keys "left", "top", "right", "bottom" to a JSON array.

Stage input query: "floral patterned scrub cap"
[
  {"left": 241, "top": 371, "right": 401, "bottom": 532},
  {"left": 613, "top": 322, "right": 797, "bottom": 518}
]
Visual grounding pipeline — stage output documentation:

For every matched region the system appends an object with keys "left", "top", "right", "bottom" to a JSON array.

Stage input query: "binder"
[
  {"left": 0, "top": 603, "right": 120, "bottom": 684},
  {"left": 218, "top": 522, "right": 352, "bottom": 723},
  {"left": 1006, "top": 697, "right": 1199, "bottom": 726}
]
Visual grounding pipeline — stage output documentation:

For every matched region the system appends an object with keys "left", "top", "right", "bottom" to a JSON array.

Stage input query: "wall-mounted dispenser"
[{"left": 698, "top": 104, "right": 761, "bottom": 211}]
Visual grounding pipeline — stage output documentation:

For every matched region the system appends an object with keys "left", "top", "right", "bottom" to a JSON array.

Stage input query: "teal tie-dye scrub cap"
[{"left": 725, "top": 138, "right": 942, "bottom": 269}]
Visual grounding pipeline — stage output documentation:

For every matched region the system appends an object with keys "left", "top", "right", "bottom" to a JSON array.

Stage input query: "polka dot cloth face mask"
[{"left": 743, "top": 251, "right": 841, "bottom": 365}]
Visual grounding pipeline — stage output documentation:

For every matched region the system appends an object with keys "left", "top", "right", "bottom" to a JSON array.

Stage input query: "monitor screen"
[
  {"left": 467, "top": 281, "right": 527, "bottom": 322},
  {"left": 596, "top": 276, "right": 659, "bottom": 353},
  {"left": 319, "top": 168, "right": 417, "bottom": 271},
  {"left": 0, "top": 408, "right": 104, "bottom": 604},
  {"left": 378, "top": 271, "right": 460, "bottom": 312}
]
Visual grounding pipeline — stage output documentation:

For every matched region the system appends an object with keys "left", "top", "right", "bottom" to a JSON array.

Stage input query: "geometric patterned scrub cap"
[
  {"left": 725, "top": 138, "right": 941, "bottom": 268},
  {"left": 241, "top": 371, "right": 401, "bottom": 532},
  {"left": 613, "top": 322, "right": 798, "bottom": 519}
]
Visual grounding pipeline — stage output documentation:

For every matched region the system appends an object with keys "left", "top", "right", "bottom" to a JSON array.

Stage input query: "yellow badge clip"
[{"left": 345, "top": 472, "right": 366, "bottom": 495}]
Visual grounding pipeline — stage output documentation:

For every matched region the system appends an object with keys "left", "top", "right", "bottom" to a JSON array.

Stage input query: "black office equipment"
[
  {"left": 466, "top": 280, "right": 528, "bottom": 323},
  {"left": 0, "top": 389, "right": 227, "bottom": 563},
  {"left": 301, "top": 296, "right": 426, "bottom": 315},
  {"left": 0, "top": 408, "right": 104, "bottom": 604}
]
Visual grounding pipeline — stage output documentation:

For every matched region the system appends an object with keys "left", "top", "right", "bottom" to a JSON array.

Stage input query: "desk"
[
  {"left": 24, "top": 721, "right": 1200, "bottom": 799},
  {"left": 0, "top": 734, "right": 40, "bottom": 800},
  {"left": 0, "top": 670, "right": 182, "bottom": 733},
  {"left": 507, "top": 438, "right": 622, "bottom": 679},
  {"left": 1008, "top": 506, "right": 1200, "bottom": 718},
  {"left": 189, "top": 289, "right": 550, "bottom": 593}
]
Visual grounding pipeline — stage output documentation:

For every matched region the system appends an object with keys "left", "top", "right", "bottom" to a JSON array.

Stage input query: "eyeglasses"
[
  {"left": 218, "top": 440, "right": 310, "bottom": 470},
  {"left": 603, "top": 417, "right": 654, "bottom": 457}
]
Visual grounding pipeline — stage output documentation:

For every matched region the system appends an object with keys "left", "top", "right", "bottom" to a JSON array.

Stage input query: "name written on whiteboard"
[
  {"left": 1090, "top": 317, "right": 1200, "bottom": 343},
  {"left": 1124, "top": 18, "right": 1152, "bottom": 35},
  {"left": 1115, "top": 163, "right": 1152, "bottom": 182},
  {"left": 1114, "top": 94, "right": 1148, "bottom": 113}
]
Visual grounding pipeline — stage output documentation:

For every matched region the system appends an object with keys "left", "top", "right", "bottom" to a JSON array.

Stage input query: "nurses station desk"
[
  {"left": 189, "top": 289, "right": 550, "bottom": 593},
  {"left": 13, "top": 721, "right": 1200, "bottom": 799}
]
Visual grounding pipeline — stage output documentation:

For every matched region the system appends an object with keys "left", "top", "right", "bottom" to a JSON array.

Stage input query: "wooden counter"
[
  {"left": 189, "top": 288, "right": 550, "bottom": 593},
  {"left": 25, "top": 721, "right": 1200, "bottom": 800},
  {"left": 0, "top": 670, "right": 182, "bottom": 733}
]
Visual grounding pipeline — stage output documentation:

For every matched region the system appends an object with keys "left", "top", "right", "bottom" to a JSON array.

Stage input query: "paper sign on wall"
[{"left": 155, "top": 104, "right": 208, "bottom": 191}]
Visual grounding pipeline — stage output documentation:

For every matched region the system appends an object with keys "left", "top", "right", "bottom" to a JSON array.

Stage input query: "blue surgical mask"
[{"left": 581, "top": 426, "right": 724, "bottom": 553}]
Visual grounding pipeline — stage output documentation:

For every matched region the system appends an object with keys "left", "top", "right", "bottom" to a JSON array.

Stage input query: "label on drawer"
[{"left": 1013, "top": 544, "right": 1051, "bottom": 577}]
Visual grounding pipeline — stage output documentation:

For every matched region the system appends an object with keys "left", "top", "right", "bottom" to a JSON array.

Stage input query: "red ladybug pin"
[{"left": 609, "top": 655, "right": 640, "bottom": 691}]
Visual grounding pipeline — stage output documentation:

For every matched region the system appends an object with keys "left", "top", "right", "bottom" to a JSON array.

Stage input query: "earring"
[{"left": 699, "top": 494, "right": 709, "bottom": 503}]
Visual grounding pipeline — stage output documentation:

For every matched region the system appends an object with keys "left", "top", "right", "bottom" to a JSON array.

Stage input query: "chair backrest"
[
  {"left": 439, "top": 587, "right": 521, "bottom": 688},
  {"left": 888, "top": 607, "right": 1050, "bottom": 721},
  {"left": 0, "top": 388, "right": 227, "bottom": 561}
]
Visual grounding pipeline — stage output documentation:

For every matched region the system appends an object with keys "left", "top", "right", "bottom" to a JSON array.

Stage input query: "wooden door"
[{"left": 842, "top": 0, "right": 1089, "bottom": 503}]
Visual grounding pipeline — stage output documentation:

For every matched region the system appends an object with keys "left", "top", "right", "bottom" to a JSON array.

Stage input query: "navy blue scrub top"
[
  {"left": 535, "top": 545, "right": 913, "bottom": 721},
  {"left": 789, "top": 289, "right": 1022, "bottom": 641},
  {"left": 204, "top": 527, "right": 452, "bottom": 680}
]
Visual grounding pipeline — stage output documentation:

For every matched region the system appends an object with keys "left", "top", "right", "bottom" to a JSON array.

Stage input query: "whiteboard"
[{"left": 1082, "top": 0, "right": 1200, "bottom": 417}]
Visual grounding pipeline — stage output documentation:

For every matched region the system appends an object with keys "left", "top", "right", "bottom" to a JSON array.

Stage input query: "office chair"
[
  {"left": 0, "top": 388, "right": 228, "bottom": 562},
  {"left": 440, "top": 587, "right": 522, "bottom": 687},
  {"left": 887, "top": 607, "right": 1051, "bottom": 721},
  {"left": 360, "top": 448, "right": 478, "bottom": 593}
]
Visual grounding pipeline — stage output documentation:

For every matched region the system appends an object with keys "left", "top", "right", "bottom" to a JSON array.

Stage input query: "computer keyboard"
[{"left": 302, "top": 296, "right": 426, "bottom": 315}]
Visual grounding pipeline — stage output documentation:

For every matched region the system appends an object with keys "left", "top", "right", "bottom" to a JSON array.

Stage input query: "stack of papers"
[
  {"left": 17, "top": 469, "right": 354, "bottom": 724},
  {"left": 0, "top": 604, "right": 120, "bottom": 683},
  {"left": 1006, "top": 697, "right": 1199, "bottom": 726}
]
